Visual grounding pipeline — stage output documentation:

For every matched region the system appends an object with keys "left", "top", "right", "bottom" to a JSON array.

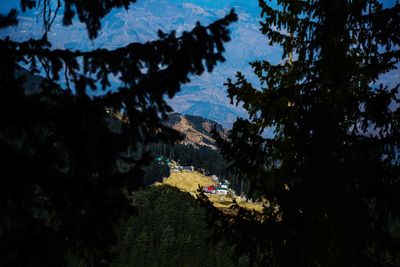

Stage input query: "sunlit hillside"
[{"left": 159, "top": 171, "right": 264, "bottom": 214}]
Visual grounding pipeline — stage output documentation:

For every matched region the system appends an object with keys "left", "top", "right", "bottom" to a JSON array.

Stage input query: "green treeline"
[
  {"left": 144, "top": 143, "right": 249, "bottom": 195},
  {"left": 113, "top": 185, "right": 250, "bottom": 267},
  {"left": 148, "top": 143, "right": 229, "bottom": 176},
  {"left": 142, "top": 160, "right": 170, "bottom": 186}
]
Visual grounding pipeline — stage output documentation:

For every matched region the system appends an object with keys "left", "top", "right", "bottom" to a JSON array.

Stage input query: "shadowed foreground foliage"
[
  {"left": 0, "top": 1, "right": 237, "bottom": 266},
  {"left": 1, "top": 0, "right": 399, "bottom": 266},
  {"left": 216, "top": 0, "right": 400, "bottom": 266}
]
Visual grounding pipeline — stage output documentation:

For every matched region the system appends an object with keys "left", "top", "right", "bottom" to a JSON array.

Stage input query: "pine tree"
[
  {"left": 132, "top": 229, "right": 152, "bottom": 267},
  {"left": 159, "top": 225, "right": 176, "bottom": 267},
  {"left": 218, "top": 0, "right": 400, "bottom": 266},
  {"left": 0, "top": 1, "right": 237, "bottom": 266}
]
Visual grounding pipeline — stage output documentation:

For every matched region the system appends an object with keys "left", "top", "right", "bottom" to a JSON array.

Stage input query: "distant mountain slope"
[
  {"left": 166, "top": 113, "right": 227, "bottom": 149},
  {"left": 106, "top": 110, "right": 226, "bottom": 149},
  {"left": 2, "top": 0, "right": 397, "bottom": 126},
  {"left": 0, "top": 0, "right": 277, "bottom": 127}
]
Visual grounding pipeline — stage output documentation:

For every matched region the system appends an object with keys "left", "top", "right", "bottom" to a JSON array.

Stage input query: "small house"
[
  {"left": 216, "top": 186, "right": 228, "bottom": 195},
  {"left": 203, "top": 185, "right": 216, "bottom": 194},
  {"left": 181, "top": 166, "right": 194, "bottom": 172}
]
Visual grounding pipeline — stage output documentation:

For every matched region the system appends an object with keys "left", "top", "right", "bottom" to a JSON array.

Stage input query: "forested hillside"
[{"left": 113, "top": 185, "right": 250, "bottom": 267}]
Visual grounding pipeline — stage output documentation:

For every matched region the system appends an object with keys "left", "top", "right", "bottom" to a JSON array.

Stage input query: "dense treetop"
[{"left": 216, "top": 0, "right": 400, "bottom": 266}]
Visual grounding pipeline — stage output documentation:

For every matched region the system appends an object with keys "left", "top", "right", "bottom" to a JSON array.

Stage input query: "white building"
[{"left": 216, "top": 183, "right": 229, "bottom": 195}]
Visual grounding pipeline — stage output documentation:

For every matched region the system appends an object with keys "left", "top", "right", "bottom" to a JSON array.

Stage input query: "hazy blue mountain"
[
  {"left": 0, "top": 0, "right": 280, "bottom": 127},
  {"left": 0, "top": 0, "right": 398, "bottom": 128}
]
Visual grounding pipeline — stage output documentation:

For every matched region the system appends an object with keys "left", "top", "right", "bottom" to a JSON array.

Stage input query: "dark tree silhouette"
[
  {"left": 0, "top": 1, "right": 237, "bottom": 266},
  {"left": 217, "top": 0, "right": 400, "bottom": 266}
]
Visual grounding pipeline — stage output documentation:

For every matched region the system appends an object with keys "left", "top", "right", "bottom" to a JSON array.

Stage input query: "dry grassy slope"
[
  {"left": 167, "top": 113, "right": 228, "bottom": 149},
  {"left": 158, "top": 171, "right": 264, "bottom": 213},
  {"left": 160, "top": 171, "right": 216, "bottom": 195},
  {"left": 108, "top": 112, "right": 226, "bottom": 149},
  {"left": 170, "top": 116, "right": 216, "bottom": 149}
]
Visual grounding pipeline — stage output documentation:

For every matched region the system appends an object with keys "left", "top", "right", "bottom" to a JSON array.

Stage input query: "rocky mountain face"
[
  {"left": 106, "top": 111, "right": 226, "bottom": 149},
  {"left": 166, "top": 113, "right": 227, "bottom": 149},
  {"left": 11, "top": 66, "right": 227, "bottom": 150}
]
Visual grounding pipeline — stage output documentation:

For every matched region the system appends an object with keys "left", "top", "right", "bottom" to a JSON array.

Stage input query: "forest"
[
  {"left": 0, "top": 0, "right": 399, "bottom": 266},
  {"left": 112, "top": 185, "right": 250, "bottom": 267}
]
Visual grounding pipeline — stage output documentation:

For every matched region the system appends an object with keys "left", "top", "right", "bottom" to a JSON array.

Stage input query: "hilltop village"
[
  {"left": 155, "top": 157, "right": 264, "bottom": 214},
  {"left": 172, "top": 164, "right": 230, "bottom": 196},
  {"left": 156, "top": 155, "right": 234, "bottom": 196}
]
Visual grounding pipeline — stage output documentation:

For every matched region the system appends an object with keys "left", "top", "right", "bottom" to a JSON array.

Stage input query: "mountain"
[
  {"left": 106, "top": 110, "right": 226, "bottom": 149},
  {"left": 0, "top": 0, "right": 279, "bottom": 128},
  {"left": 166, "top": 113, "right": 227, "bottom": 149},
  {"left": 11, "top": 65, "right": 226, "bottom": 149},
  {"left": 1, "top": 0, "right": 398, "bottom": 127}
]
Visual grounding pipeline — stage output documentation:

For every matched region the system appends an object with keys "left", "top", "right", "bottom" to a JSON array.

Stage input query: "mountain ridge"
[
  {"left": 1, "top": 1, "right": 397, "bottom": 127},
  {"left": 166, "top": 113, "right": 227, "bottom": 150},
  {"left": 0, "top": 1, "right": 275, "bottom": 127}
]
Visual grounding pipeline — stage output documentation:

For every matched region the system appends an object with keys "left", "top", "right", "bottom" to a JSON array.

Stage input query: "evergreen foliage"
[
  {"left": 0, "top": 1, "right": 237, "bottom": 266},
  {"left": 149, "top": 143, "right": 230, "bottom": 176},
  {"left": 113, "top": 185, "right": 249, "bottom": 267},
  {"left": 142, "top": 160, "right": 170, "bottom": 186},
  {"left": 217, "top": 0, "right": 400, "bottom": 266}
]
